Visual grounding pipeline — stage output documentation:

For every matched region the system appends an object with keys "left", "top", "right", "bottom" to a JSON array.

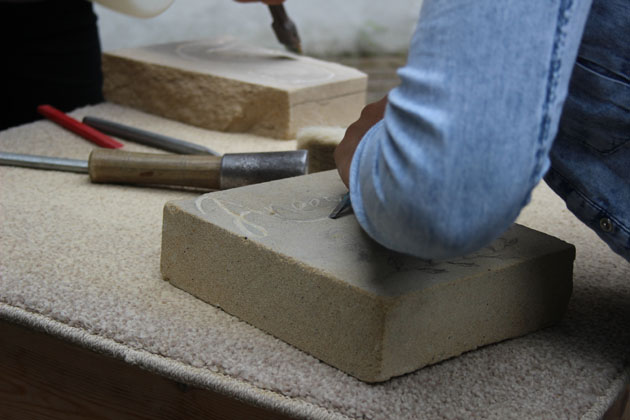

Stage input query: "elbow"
[
  {"left": 408, "top": 211, "right": 506, "bottom": 260},
  {"left": 350, "top": 113, "right": 537, "bottom": 261},
  {"left": 365, "top": 188, "right": 526, "bottom": 261}
]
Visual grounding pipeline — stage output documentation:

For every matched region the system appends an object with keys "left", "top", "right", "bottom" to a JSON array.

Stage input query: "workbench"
[{"left": 1, "top": 103, "right": 629, "bottom": 419}]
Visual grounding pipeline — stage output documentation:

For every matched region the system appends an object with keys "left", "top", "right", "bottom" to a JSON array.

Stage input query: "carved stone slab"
[
  {"left": 103, "top": 38, "right": 367, "bottom": 139},
  {"left": 160, "top": 170, "right": 575, "bottom": 382}
]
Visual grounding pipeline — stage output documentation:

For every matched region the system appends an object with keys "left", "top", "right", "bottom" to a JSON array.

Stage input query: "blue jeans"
[{"left": 350, "top": 0, "right": 630, "bottom": 261}]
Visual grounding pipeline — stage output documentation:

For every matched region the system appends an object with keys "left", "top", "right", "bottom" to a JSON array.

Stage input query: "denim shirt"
[{"left": 350, "top": 0, "right": 629, "bottom": 261}]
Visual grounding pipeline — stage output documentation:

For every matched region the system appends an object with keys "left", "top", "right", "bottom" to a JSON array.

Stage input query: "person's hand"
[
  {"left": 234, "top": 0, "right": 286, "bottom": 4},
  {"left": 334, "top": 95, "right": 388, "bottom": 187}
]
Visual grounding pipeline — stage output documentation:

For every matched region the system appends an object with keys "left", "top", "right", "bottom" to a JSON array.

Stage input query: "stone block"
[
  {"left": 297, "top": 126, "right": 345, "bottom": 173},
  {"left": 103, "top": 38, "right": 367, "bottom": 139},
  {"left": 160, "top": 170, "right": 575, "bottom": 382}
]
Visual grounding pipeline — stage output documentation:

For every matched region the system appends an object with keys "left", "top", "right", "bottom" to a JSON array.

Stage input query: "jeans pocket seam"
[
  {"left": 575, "top": 59, "right": 630, "bottom": 87},
  {"left": 580, "top": 134, "right": 630, "bottom": 155}
]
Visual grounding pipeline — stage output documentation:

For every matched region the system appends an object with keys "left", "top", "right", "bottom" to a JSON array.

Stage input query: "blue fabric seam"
[
  {"left": 548, "top": 167, "right": 630, "bottom": 238},
  {"left": 531, "top": 0, "right": 574, "bottom": 185}
]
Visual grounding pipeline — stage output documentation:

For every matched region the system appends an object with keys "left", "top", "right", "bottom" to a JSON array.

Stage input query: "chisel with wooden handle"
[{"left": 0, "top": 149, "right": 308, "bottom": 190}]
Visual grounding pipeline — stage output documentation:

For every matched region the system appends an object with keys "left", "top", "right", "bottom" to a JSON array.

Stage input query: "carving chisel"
[
  {"left": 82, "top": 116, "right": 219, "bottom": 156},
  {"left": 329, "top": 192, "right": 352, "bottom": 219},
  {"left": 0, "top": 149, "right": 308, "bottom": 190},
  {"left": 268, "top": 4, "right": 302, "bottom": 54}
]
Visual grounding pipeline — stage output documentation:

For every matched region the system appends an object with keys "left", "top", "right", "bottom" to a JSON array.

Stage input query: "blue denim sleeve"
[{"left": 350, "top": 0, "right": 593, "bottom": 259}]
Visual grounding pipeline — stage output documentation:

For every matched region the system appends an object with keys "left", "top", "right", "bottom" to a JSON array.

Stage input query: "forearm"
[{"left": 350, "top": 0, "right": 593, "bottom": 259}]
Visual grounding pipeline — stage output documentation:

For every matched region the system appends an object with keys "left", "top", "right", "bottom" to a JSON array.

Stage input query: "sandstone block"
[
  {"left": 297, "top": 126, "right": 345, "bottom": 173},
  {"left": 103, "top": 38, "right": 367, "bottom": 139},
  {"left": 160, "top": 170, "right": 575, "bottom": 382}
]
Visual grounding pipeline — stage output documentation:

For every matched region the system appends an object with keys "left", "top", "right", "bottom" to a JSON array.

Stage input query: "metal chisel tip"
[{"left": 329, "top": 192, "right": 352, "bottom": 219}]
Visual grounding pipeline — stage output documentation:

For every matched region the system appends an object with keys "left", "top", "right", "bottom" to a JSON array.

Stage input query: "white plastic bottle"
[{"left": 91, "top": 0, "right": 174, "bottom": 18}]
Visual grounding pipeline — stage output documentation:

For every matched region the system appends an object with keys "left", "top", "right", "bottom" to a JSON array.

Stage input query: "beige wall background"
[{"left": 95, "top": 0, "right": 423, "bottom": 56}]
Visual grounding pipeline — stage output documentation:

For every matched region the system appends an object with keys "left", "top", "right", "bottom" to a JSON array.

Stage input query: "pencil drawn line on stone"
[
  {"left": 461, "top": 237, "right": 519, "bottom": 260},
  {"left": 385, "top": 253, "right": 448, "bottom": 275},
  {"left": 446, "top": 261, "right": 478, "bottom": 268},
  {"left": 175, "top": 37, "right": 236, "bottom": 59},
  {"left": 267, "top": 195, "right": 340, "bottom": 222},
  {"left": 174, "top": 39, "right": 335, "bottom": 85},
  {"left": 194, "top": 195, "right": 207, "bottom": 215},
  {"left": 374, "top": 235, "right": 520, "bottom": 275},
  {"left": 195, "top": 196, "right": 268, "bottom": 238}
]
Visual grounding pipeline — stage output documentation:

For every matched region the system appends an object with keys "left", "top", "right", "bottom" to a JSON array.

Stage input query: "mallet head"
[{"left": 220, "top": 150, "right": 309, "bottom": 189}]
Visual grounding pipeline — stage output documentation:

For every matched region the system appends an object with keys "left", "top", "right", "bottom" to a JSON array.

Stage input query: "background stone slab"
[{"left": 103, "top": 38, "right": 367, "bottom": 139}]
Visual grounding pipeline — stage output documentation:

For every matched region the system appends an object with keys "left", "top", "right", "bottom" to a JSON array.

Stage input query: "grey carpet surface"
[{"left": 1, "top": 103, "right": 629, "bottom": 420}]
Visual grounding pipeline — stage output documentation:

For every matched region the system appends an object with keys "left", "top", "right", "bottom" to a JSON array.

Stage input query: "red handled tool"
[{"left": 37, "top": 105, "right": 123, "bottom": 149}]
